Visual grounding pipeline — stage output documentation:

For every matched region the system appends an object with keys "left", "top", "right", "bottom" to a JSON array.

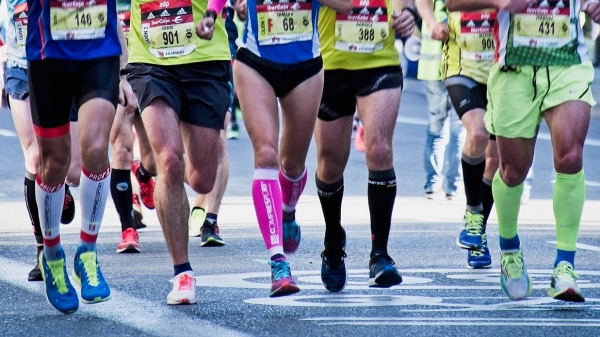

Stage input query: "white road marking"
[
  {"left": 0, "top": 129, "right": 16, "bottom": 137},
  {"left": 302, "top": 317, "right": 600, "bottom": 327},
  {"left": 0, "top": 257, "right": 248, "bottom": 337},
  {"left": 547, "top": 241, "right": 600, "bottom": 252}
]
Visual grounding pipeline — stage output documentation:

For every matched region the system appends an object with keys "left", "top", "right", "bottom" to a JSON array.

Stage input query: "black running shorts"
[{"left": 444, "top": 75, "right": 488, "bottom": 119}]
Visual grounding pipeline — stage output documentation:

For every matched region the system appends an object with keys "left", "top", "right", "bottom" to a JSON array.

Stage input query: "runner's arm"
[
  {"left": 416, "top": 0, "right": 436, "bottom": 31},
  {"left": 116, "top": 22, "right": 137, "bottom": 114},
  {"left": 391, "top": 0, "right": 416, "bottom": 37},
  {"left": 117, "top": 22, "right": 128, "bottom": 71},
  {"left": 321, "top": 0, "right": 353, "bottom": 16}
]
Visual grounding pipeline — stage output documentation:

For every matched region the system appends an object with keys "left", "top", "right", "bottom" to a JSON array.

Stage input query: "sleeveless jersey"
[
  {"left": 319, "top": 0, "right": 399, "bottom": 70},
  {"left": 240, "top": 0, "right": 320, "bottom": 64},
  {"left": 127, "top": 0, "right": 230, "bottom": 65},
  {"left": 26, "top": 0, "right": 122, "bottom": 60},
  {"left": 4, "top": 0, "right": 28, "bottom": 68},
  {"left": 494, "top": 0, "right": 588, "bottom": 66},
  {"left": 442, "top": 9, "right": 495, "bottom": 84}
]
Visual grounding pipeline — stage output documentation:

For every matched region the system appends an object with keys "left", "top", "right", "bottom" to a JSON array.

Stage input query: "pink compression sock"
[
  {"left": 279, "top": 167, "right": 307, "bottom": 214},
  {"left": 252, "top": 169, "right": 284, "bottom": 257}
]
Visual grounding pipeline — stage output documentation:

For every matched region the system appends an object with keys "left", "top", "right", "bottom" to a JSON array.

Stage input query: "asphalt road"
[{"left": 1, "top": 77, "right": 600, "bottom": 337}]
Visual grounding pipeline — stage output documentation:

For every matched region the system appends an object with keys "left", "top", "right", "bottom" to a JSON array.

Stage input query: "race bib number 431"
[
  {"left": 459, "top": 10, "right": 496, "bottom": 60},
  {"left": 256, "top": 0, "right": 313, "bottom": 46},
  {"left": 140, "top": 0, "right": 196, "bottom": 58},
  {"left": 50, "top": 0, "right": 108, "bottom": 40},
  {"left": 335, "top": 0, "right": 389, "bottom": 53},
  {"left": 512, "top": 0, "right": 572, "bottom": 48}
]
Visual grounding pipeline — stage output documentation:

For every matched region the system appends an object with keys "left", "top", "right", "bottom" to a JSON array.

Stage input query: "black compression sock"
[
  {"left": 481, "top": 178, "right": 494, "bottom": 231},
  {"left": 24, "top": 172, "right": 43, "bottom": 245},
  {"left": 110, "top": 169, "right": 135, "bottom": 231},
  {"left": 461, "top": 154, "right": 485, "bottom": 210},
  {"left": 368, "top": 169, "right": 396, "bottom": 257},
  {"left": 316, "top": 175, "right": 345, "bottom": 244}
]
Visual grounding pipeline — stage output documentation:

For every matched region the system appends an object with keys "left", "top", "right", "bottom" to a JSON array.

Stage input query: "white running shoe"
[{"left": 167, "top": 271, "right": 197, "bottom": 305}]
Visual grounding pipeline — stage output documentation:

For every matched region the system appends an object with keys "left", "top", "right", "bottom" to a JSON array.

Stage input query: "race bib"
[
  {"left": 334, "top": 0, "right": 389, "bottom": 53},
  {"left": 256, "top": 0, "right": 313, "bottom": 46},
  {"left": 459, "top": 10, "right": 495, "bottom": 60},
  {"left": 13, "top": 3, "right": 29, "bottom": 52},
  {"left": 140, "top": 0, "right": 196, "bottom": 58},
  {"left": 50, "top": 0, "right": 108, "bottom": 40},
  {"left": 512, "top": 0, "right": 572, "bottom": 48}
]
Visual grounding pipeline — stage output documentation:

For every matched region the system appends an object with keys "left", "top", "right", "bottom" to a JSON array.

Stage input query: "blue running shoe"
[
  {"left": 456, "top": 210, "right": 484, "bottom": 251},
  {"left": 282, "top": 211, "right": 301, "bottom": 254},
  {"left": 73, "top": 246, "right": 111, "bottom": 303},
  {"left": 368, "top": 253, "right": 402, "bottom": 288},
  {"left": 39, "top": 250, "right": 79, "bottom": 314},
  {"left": 500, "top": 249, "right": 532, "bottom": 301},
  {"left": 269, "top": 255, "right": 300, "bottom": 297},
  {"left": 467, "top": 233, "right": 492, "bottom": 269},
  {"left": 321, "top": 229, "right": 347, "bottom": 292}
]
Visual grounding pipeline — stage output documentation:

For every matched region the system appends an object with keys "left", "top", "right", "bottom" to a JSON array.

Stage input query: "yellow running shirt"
[
  {"left": 442, "top": 10, "right": 495, "bottom": 84},
  {"left": 319, "top": 0, "right": 399, "bottom": 70},
  {"left": 128, "top": 0, "right": 230, "bottom": 65}
]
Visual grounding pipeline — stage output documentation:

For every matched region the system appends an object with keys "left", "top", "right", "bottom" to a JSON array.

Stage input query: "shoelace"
[
  {"left": 177, "top": 273, "right": 194, "bottom": 291},
  {"left": 470, "top": 234, "right": 488, "bottom": 257},
  {"left": 554, "top": 264, "right": 579, "bottom": 283},
  {"left": 321, "top": 248, "right": 347, "bottom": 269},
  {"left": 465, "top": 212, "right": 484, "bottom": 235},
  {"left": 370, "top": 254, "right": 395, "bottom": 268},
  {"left": 501, "top": 252, "right": 524, "bottom": 279},
  {"left": 269, "top": 260, "right": 292, "bottom": 281},
  {"left": 123, "top": 228, "right": 139, "bottom": 241},
  {"left": 81, "top": 253, "right": 100, "bottom": 286},
  {"left": 48, "top": 260, "right": 69, "bottom": 294}
]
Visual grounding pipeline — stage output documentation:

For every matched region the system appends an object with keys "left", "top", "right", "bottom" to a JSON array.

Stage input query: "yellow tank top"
[
  {"left": 442, "top": 10, "right": 495, "bottom": 84},
  {"left": 319, "top": 0, "right": 399, "bottom": 70},
  {"left": 128, "top": 0, "right": 230, "bottom": 65}
]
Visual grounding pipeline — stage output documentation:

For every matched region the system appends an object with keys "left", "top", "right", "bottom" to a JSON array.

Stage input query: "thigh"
[
  {"left": 126, "top": 63, "right": 183, "bottom": 116},
  {"left": 77, "top": 56, "right": 120, "bottom": 109},
  {"left": 444, "top": 75, "right": 487, "bottom": 119},
  {"left": 318, "top": 70, "right": 357, "bottom": 122}
]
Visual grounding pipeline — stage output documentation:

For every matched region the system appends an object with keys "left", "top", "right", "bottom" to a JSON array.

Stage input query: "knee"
[
  {"left": 187, "top": 172, "right": 214, "bottom": 194},
  {"left": 157, "top": 151, "right": 185, "bottom": 182},
  {"left": 554, "top": 149, "right": 583, "bottom": 174},
  {"left": 81, "top": 141, "right": 109, "bottom": 169},
  {"left": 254, "top": 146, "right": 279, "bottom": 169},
  {"left": 111, "top": 145, "right": 133, "bottom": 168},
  {"left": 499, "top": 164, "right": 528, "bottom": 187},
  {"left": 468, "top": 128, "right": 489, "bottom": 147},
  {"left": 38, "top": 155, "right": 70, "bottom": 185},
  {"left": 366, "top": 140, "right": 393, "bottom": 167}
]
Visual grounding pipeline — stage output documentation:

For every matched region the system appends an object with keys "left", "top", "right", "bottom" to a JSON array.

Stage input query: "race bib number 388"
[
  {"left": 140, "top": 0, "right": 196, "bottom": 58},
  {"left": 256, "top": 0, "right": 313, "bottom": 46},
  {"left": 459, "top": 10, "right": 496, "bottom": 60},
  {"left": 50, "top": 0, "right": 108, "bottom": 40},
  {"left": 335, "top": 0, "right": 389, "bottom": 53},
  {"left": 512, "top": 0, "right": 572, "bottom": 48}
]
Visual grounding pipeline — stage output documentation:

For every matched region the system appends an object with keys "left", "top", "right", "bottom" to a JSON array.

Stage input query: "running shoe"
[
  {"left": 548, "top": 262, "right": 585, "bottom": 302},
  {"left": 132, "top": 160, "right": 155, "bottom": 210},
  {"left": 320, "top": 229, "right": 347, "bottom": 292},
  {"left": 188, "top": 207, "right": 206, "bottom": 237},
  {"left": 269, "top": 256, "right": 300, "bottom": 297},
  {"left": 200, "top": 222, "right": 226, "bottom": 247},
  {"left": 39, "top": 249, "right": 79, "bottom": 314},
  {"left": 60, "top": 186, "right": 75, "bottom": 225},
  {"left": 73, "top": 246, "right": 111, "bottom": 303},
  {"left": 167, "top": 271, "right": 197, "bottom": 305},
  {"left": 282, "top": 211, "right": 301, "bottom": 254},
  {"left": 226, "top": 122, "right": 240, "bottom": 140},
  {"left": 29, "top": 250, "right": 43, "bottom": 281},
  {"left": 132, "top": 193, "right": 147, "bottom": 230},
  {"left": 500, "top": 249, "right": 532, "bottom": 301},
  {"left": 467, "top": 233, "right": 492, "bottom": 269},
  {"left": 116, "top": 227, "right": 141, "bottom": 253},
  {"left": 456, "top": 210, "right": 485, "bottom": 251},
  {"left": 368, "top": 253, "right": 402, "bottom": 288},
  {"left": 354, "top": 124, "right": 365, "bottom": 152}
]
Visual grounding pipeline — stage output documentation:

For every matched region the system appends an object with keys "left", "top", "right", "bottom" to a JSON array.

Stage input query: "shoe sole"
[
  {"left": 270, "top": 283, "right": 300, "bottom": 297},
  {"left": 200, "top": 237, "right": 225, "bottom": 247},
  {"left": 368, "top": 270, "right": 403, "bottom": 288},
  {"left": 467, "top": 262, "right": 492, "bottom": 269},
  {"left": 322, "top": 269, "right": 348, "bottom": 293},
  {"left": 455, "top": 237, "right": 483, "bottom": 251},
  {"left": 167, "top": 297, "right": 198, "bottom": 305},
  {"left": 550, "top": 288, "right": 585, "bottom": 303},
  {"left": 116, "top": 245, "right": 141, "bottom": 254}
]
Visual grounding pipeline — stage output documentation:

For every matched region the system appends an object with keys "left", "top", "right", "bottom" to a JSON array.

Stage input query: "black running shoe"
[
  {"left": 28, "top": 251, "right": 42, "bottom": 281},
  {"left": 60, "top": 186, "right": 75, "bottom": 225},
  {"left": 320, "top": 229, "right": 347, "bottom": 292},
  {"left": 133, "top": 209, "right": 147, "bottom": 230},
  {"left": 368, "top": 252, "right": 402, "bottom": 288},
  {"left": 200, "top": 222, "right": 225, "bottom": 247}
]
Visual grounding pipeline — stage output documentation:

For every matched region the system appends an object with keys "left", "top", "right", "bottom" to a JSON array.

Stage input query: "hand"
[
  {"left": 430, "top": 22, "right": 448, "bottom": 41},
  {"left": 497, "top": 0, "right": 537, "bottom": 14},
  {"left": 234, "top": 0, "right": 247, "bottom": 21},
  {"left": 582, "top": 0, "right": 600, "bottom": 24},
  {"left": 196, "top": 17, "right": 216, "bottom": 40},
  {"left": 391, "top": 10, "right": 415, "bottom": 37},
  {"left": 119, "top": 77, "right": 137, "bottom": 115}
]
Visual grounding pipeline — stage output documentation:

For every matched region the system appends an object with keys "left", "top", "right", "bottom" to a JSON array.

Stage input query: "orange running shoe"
[
  {"left": 132, "top": 160, "right": 155, "bottom": 210},
  {"left": 116, "top": 227, "right": 140, "bottom": 253}
]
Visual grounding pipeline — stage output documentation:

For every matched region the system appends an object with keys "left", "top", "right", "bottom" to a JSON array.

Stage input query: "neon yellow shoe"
[
  {"left": 73, "top": 247, "right": 111, "bottom": 303},
  {"left": 548, "top": 262, "right": 584, "bottom": 302},
  {"left": 188, "top": 207, "right": 206, "bottom": 237}
]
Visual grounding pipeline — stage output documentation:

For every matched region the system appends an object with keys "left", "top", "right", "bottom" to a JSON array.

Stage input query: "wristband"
[
  {"left": 401, "top": 6, "right": 419, "bottom": 22},
  {"left": 204, "top": 9, "right": 218, "bottom": 21}
]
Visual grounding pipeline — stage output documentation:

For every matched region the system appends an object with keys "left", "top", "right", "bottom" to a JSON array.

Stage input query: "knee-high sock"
[
  {"left": 481, "top": 177, "right": 494, "bottom": 231},
  {"left": 492, "top": 171, "right": 522, "bottom": 250},
  {"left": 462, "top": 154, "right": 485, "bottom": 211},
  {"left": 279, "top": 167, "right": 307, "bottom": 215},
  {"left": 554, "top": 170, "right": 585, "bottom": 267},
  {"left": 79, "top": 167, "right": 111, "bottom": 251},
  {"left": 35, "top": 177, "right": 64, "bottom": 261},
  {"left": 25, "top": 172, "right": 43, "bottom": 246},
  {"left": 110, "top": 169, "right": 134, "bottom": 232},
  {"left": 252, "top": 169, "right": 284, "bottom": 258},
  {"left": 316, "top": 175, "right": 345, "bottom": 244},
  {"left": 368, "top": 168, "right": 397, "bottom": 257}
]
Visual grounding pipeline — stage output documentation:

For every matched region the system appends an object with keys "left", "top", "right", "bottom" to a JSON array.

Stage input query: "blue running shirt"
[
  {"left": 241, "top": 0, "right": 320, "bottom": 64},
  {"left": 26, "top": 0, "right": 121, "bottom": 60}
]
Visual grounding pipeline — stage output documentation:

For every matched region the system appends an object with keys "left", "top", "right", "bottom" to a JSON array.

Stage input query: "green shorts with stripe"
[{"left": 484, "top": 61, "right": 596, "bottom": 139}]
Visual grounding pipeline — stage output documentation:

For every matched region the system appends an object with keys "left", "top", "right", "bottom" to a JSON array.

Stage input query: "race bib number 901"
[
  {"left": 140, "top": 0, "right": 196, "bottom": 58},
  {"left": 50, "top": 0, "right": 108, "bottom": 40}
]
